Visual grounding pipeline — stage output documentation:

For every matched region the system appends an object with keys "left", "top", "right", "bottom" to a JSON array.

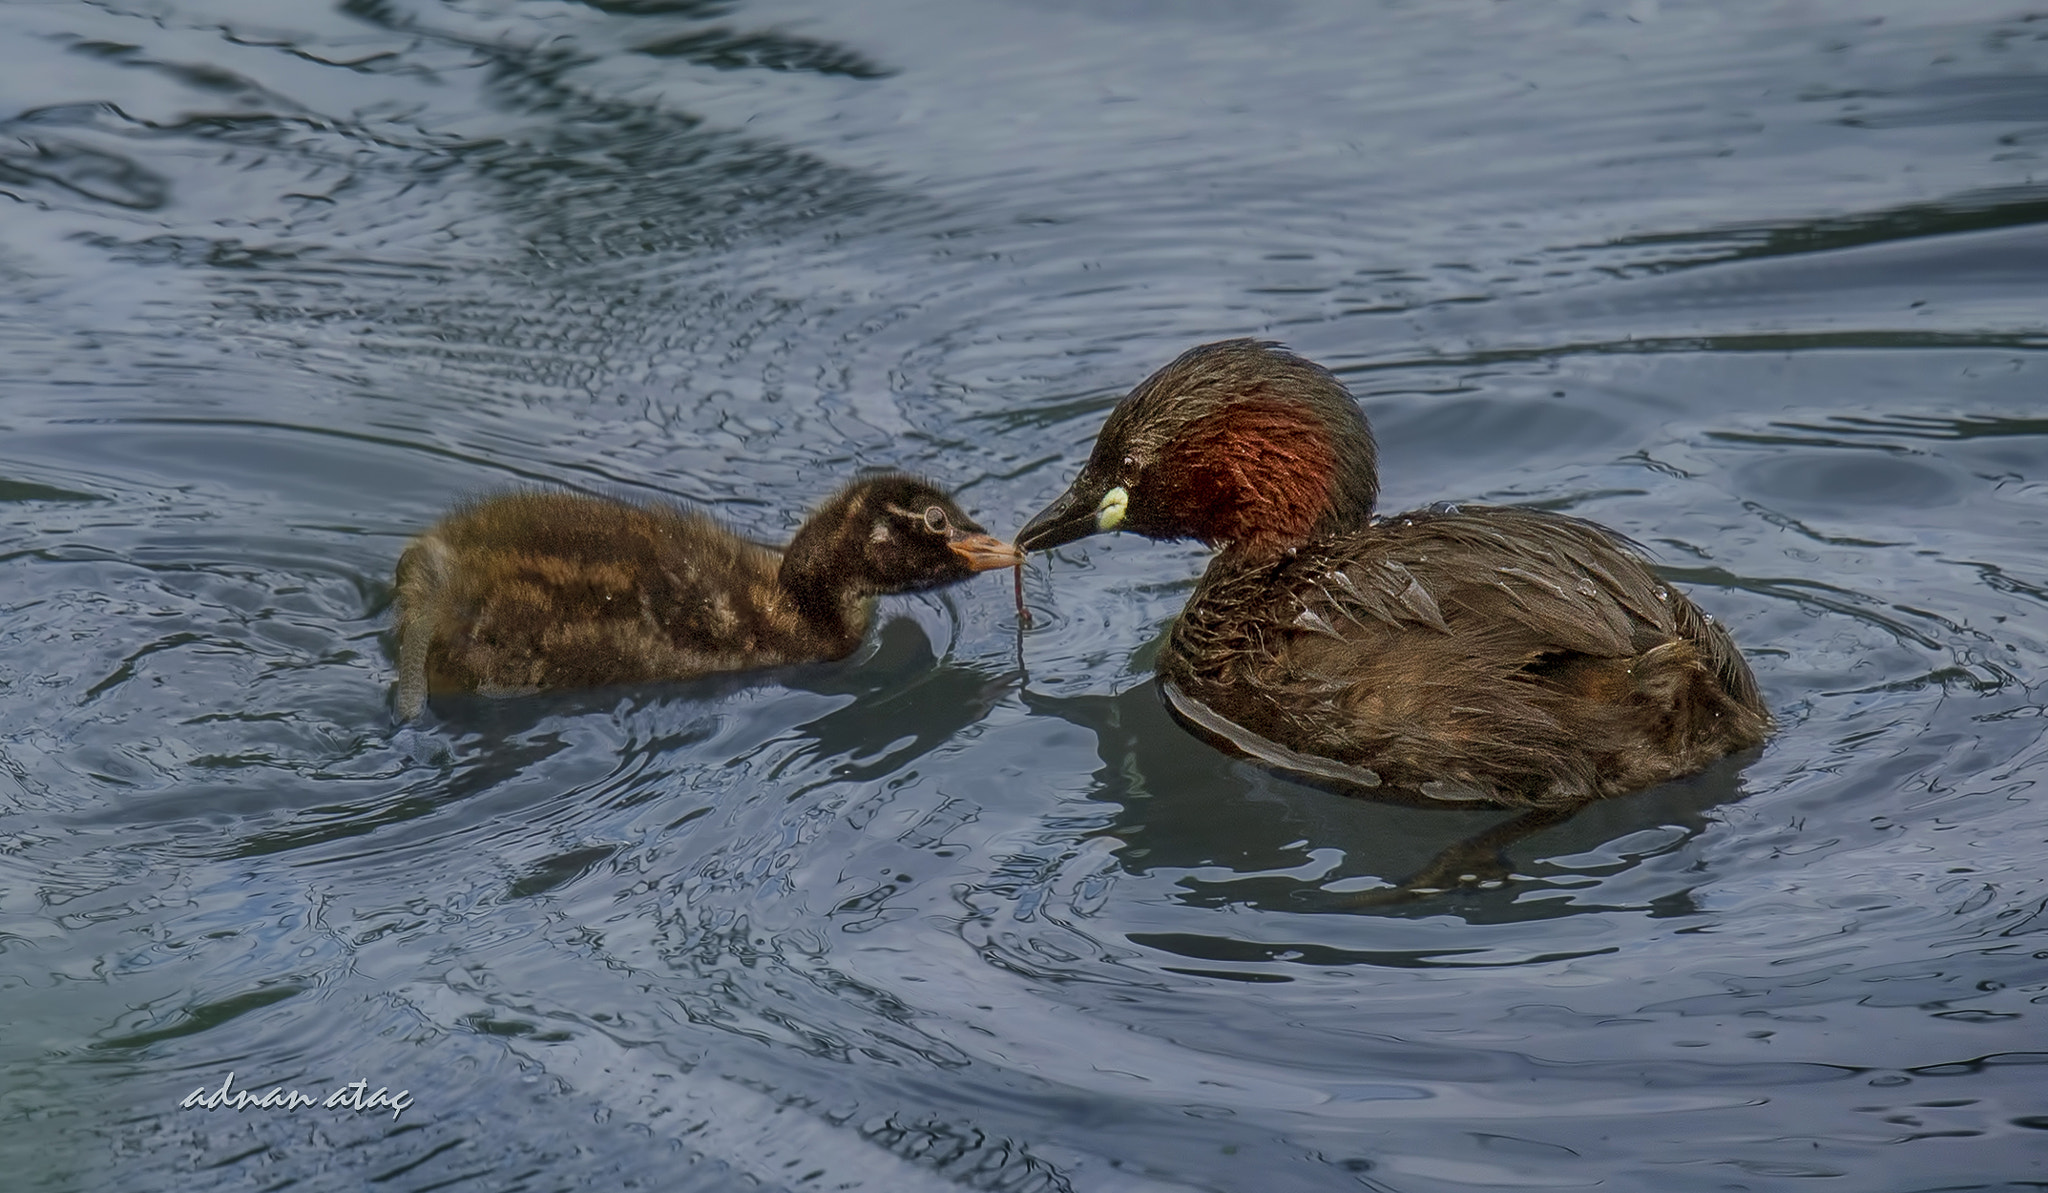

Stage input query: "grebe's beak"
[
  {"left": 1017, "top": 472, "right": 1122, "bottom": 553},
  {"left": 947, "top": 529, "right": 1027, "bottom": 572}
]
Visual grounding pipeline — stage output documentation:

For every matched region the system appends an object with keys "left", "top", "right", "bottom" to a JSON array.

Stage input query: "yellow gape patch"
[{"left": 1096, "top": 485, "right": 1129, "bottom": 531}]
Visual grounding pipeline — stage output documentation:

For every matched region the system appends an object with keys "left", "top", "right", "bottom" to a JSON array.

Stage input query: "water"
[{"left": 2, "top": 0, "right": 2045, "bottom": 1189}]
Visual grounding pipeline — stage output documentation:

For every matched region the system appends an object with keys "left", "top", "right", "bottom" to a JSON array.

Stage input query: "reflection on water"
[
  {"left": 2, "top": 0, "right": 2046, "bottom": 1189},
  {"left": 1025, "top": 677, "right": 1760, "bottom": 925}
]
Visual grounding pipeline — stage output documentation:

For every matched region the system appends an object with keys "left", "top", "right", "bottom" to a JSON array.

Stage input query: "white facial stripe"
[{"left": 1096, "top": 485, "right": 1129, "bottom": 531}]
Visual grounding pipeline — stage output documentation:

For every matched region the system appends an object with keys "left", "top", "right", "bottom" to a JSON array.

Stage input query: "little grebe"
[
  {"left": 1017, "top": 340, "right": 1771, "bottom": 807},
  {"left": 394, "top": 474, "right": 1022, "bottom": 719}
]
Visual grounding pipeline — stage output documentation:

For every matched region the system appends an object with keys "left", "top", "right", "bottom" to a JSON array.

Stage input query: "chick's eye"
[
  {"left": 1121, "top": 455, "right": 1139, "bottom": 483},
  {"left": 923, "top": 506, "right": 948, "bottom": 532}
]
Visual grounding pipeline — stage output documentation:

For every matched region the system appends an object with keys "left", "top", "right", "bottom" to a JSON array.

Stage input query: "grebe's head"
[{"left": 1017, "top": 340, "right": 1378, "bottom": 556}]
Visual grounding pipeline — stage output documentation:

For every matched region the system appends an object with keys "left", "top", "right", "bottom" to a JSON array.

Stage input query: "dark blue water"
[{"left": 3, "top": 1, "right": 2045, "bottom": 1189}]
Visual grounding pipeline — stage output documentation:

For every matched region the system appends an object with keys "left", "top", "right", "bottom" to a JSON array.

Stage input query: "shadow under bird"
[
  {"left": 394, "top": 474, "right": 1022, "bottom": 719},
  {"left": 1017, "top": 339, "right": 1771, "bottom": 808}
]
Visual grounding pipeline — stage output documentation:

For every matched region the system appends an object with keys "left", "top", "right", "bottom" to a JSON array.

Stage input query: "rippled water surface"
[{"left": 4, "top": 1, "right": 2046, "bottom": 1189}]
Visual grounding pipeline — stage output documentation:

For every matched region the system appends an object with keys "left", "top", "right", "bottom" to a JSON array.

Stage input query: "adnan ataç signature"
[{"left": 178, "top": 1072, "right": 414, "bottom": 1121}]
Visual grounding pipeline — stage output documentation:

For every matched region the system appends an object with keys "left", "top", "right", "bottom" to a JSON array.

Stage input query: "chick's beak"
[
  {"left": 1017, "top": 474, "right": 1113, "bottom": 553},
  {"left": 947, "top": 529, "right": 1028, "bottom": 572}
]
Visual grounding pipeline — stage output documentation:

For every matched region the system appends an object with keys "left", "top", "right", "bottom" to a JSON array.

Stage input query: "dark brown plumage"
[
  {"left": 394, "top": 474, "right": 1021, "bottom": 719},
  {"left": 1018, "top": 339, "right": 1771, "bottom": 807}
]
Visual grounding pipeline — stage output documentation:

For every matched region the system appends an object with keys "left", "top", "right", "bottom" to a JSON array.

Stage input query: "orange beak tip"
[{"left": 950, "top": 534, "right": 1028, "bottom": 573}]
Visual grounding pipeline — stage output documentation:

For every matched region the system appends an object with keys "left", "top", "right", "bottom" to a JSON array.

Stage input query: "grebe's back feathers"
[{"left": 1163, "top": 504, "right": 1770, "bottom": 805}]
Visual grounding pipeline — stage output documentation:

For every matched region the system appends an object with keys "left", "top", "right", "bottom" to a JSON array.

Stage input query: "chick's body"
[{"left": 399, "top": 493, "right": 810, "bottom": 701}]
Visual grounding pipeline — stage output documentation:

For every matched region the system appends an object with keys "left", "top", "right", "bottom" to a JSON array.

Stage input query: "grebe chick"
[{"left": 395, "top": 474, "right": 1021, "bottom": 718}]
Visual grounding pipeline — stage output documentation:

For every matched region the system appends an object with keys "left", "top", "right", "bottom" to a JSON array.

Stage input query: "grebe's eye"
[
  {"left": 923, "top": 505, "right": 948, "bottom": 533},
  {"left": 1121, "top": 455, "right": 1140, "bottom": 484}
]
